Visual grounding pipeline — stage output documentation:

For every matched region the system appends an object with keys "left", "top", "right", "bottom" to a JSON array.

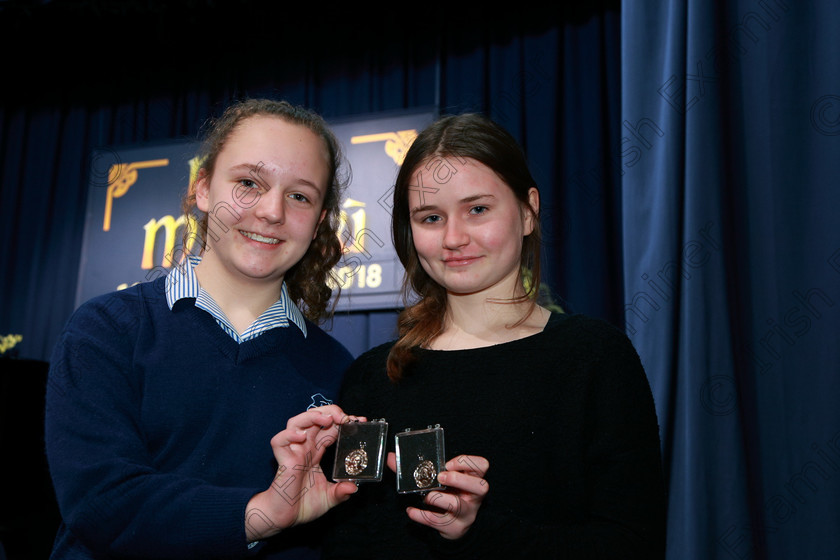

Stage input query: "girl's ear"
[
  {"left": 523, "top": 187, "right": 540, "bottom": 236},
  {"left": 194, "top": 169, "right": 210, "bottom": 213}
]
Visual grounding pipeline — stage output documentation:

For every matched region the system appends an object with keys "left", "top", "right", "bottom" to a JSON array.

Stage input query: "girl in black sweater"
[{"left": 323, "top": 113, "right": 667, "bottom": 558}]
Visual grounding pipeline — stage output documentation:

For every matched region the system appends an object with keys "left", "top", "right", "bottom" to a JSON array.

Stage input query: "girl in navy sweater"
[{"left": 45, "top": 99, "right": 362, "bottom": 559}]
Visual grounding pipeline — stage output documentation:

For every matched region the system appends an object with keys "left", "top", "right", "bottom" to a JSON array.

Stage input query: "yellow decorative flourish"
[
  {"left": 351, "top": 130, "right": 418, "bottom": 165},
  {"left": 102, "top": 159, "right": 170, "bottom": 231},
  {"left": 0, "top": 334, "right": 23, "bottom": 355}
]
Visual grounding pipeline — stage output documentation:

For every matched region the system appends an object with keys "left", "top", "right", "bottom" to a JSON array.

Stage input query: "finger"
[
  {"left": 339, "top": 413, "right": 369, "bottom": 424},
  {"left": 311, "top": 413, "right": 370, "bottom": 452},
  {"left": 286, "top": 409, "right": 340, "bottom": 432},
  {"left": 423, "top": 490, "right": 461, "bottom": 515},
  {"left": 271, "top": 419, "right": 335, "bottom": 455},
  {"left": 308, "top": 404, "right": 346, "bottom": 418},
  {"left": 386, "top": 452, "right": 397, "bottom": 473},
  {"left": 437, "top": 470, "right": 489, "bottom": 497},
  {"left": 311, "top": 405, "right": 368, "bottom": 426},
  {"left": 270, "top": 428, "right": 309, "bottom": 448},
  {"left": 312, "top": 423, "right": 341, "bottom": 452},
  {"left": 445, "top": 455, "right": 490, "bottom": 477}
]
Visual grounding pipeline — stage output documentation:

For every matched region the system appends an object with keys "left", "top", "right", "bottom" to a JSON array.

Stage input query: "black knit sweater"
[{"left": 322, "top": 312, "right": 667, "bottom": 559}]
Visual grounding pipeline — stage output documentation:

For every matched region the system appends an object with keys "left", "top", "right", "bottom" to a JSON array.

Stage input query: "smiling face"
[
  {"left": 194, "top": 115, "right": 330, "bottom": 288},
  {"left": 407, "top": 157, "right": 538, "bottom": 299}
]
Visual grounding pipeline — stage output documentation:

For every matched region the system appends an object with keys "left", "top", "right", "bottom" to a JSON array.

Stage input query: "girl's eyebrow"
[
  {"left": 229, "top": 162, "right": 265, "bottom": 175},
  {"left": 410, "top": 203, "right": 438, "bottom": 216},
  {"left": 461, "top": 194, "right": 496, "bottom": 204},
  {"left": 228, "top": 162, "right": 320, "bottom": 189},
  {"left": 410, "top": 194, "right": 496, "bottom": 216}
]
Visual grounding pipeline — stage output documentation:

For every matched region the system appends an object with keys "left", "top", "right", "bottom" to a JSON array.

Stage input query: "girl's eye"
[
  {"left": 289, "top": 193, "right": 310, "bottom": 203},
  {"left": 239, "top": 179, "right": 259, "bottom": 189},
  {"left": 470, "top": 205, "right": 488, "bottom": 215},
  {"left": 421, "top": 214, "right": 442, "bottom": 224}
]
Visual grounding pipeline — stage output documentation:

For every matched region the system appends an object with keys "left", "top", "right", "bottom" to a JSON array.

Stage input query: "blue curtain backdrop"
[
  {"left": 0, "top": 1, "right": 838, "bottom": 559},
  {"left": 622, "top": 2, "right": 840, "bottom": 559}
]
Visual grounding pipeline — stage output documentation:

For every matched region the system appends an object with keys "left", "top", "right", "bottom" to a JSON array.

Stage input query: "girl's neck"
[
  {"left": 193, "top": 257, "right": 283, "bottom": 335},
  {"left": 429, "top": 294, "right": 550, "bottom": 350}
]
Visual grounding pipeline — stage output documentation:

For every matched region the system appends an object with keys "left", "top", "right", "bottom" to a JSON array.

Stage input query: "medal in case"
[
  {"left": 332, "top": 419, "right": 388, "bottom": 482},
  {"left": 395, "top": 424, "right": 446, "bottom": 494}
]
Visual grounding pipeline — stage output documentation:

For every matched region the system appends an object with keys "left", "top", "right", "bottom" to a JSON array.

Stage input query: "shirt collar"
[{"left": 165, "top": 256, "right": 307, "bottom": 339}]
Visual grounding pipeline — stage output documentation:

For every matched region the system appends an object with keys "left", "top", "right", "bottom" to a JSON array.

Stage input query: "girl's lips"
[{"left": 443, "top": 256, "right": 481, "bottom": 266}]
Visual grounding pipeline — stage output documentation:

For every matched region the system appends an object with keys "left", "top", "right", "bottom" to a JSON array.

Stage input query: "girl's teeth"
[{"left": 242, "top": 231, "right": 279, "bottom": 244}]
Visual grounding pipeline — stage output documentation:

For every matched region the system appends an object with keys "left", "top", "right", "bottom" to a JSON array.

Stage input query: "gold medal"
[
  {"left": 344, "top": 443, "right": 368, "bottom": 476},
  {"left": 413, "top": 456, "right": 436, "bottom": 488}
]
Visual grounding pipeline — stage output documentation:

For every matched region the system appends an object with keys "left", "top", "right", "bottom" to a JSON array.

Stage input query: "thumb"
[{"left": 331, "top": 480, "right": 360, "bottom": 504}]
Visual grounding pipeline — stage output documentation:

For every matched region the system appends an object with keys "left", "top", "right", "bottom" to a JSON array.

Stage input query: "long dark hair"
[
  {"left": 387, "top": 113, "right": 542, "bottom": 380},
  {"left": 181, "top": 98, "right": 349, "bottom": 323}
]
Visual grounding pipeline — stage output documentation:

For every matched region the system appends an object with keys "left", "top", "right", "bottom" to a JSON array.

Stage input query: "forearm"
[{"left": 53, "top": 466, "right": 256, "bottom": 557}]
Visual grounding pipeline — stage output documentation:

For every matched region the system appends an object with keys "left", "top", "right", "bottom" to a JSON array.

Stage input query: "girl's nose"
[{"left": 254, "top": 187, "right": 285, "bottom": 223}]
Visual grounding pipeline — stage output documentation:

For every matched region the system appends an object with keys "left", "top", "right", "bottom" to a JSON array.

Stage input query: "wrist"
[{"left": 245, "top": 491, "right": 283, "bottom": 542}]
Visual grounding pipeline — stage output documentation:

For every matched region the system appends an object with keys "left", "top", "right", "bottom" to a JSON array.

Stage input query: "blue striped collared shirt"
[{"left": 164, "top": 256, "right": 307, "bottom": 342}]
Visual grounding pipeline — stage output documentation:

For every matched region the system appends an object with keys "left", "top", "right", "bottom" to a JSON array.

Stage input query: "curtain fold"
[{"left": 622, "top": 2, "right": 840, "bottom": 558}]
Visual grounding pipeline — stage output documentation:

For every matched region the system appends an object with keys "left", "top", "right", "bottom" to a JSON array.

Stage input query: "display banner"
[{"left": 76, "top": 109, "right": 437, "bottom": 312}]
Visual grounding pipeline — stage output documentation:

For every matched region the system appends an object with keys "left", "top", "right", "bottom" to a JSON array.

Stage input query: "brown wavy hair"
[
  {"left": 387, "top": 113, "right": 542, "bottom": 380},
  {"left": 181, "top": 98, "right": 349, "bottom": 323}
]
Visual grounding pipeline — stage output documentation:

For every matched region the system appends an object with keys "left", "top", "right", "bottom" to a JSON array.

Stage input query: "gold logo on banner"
[
  {"left": 351, "top": 130, "right": 418, "bottom": 164},
  {"left": 338, "top": 198, "right": 367, "bottom": 254},
  {"left": 141, "top": 214, "right": 200, "bottom": 269},
  {"left": 329, "top": 198, "right": 386, "bottom": 290},
  {"left": 103, "top": 159, "right": 169, "bottom": 231},
  {"left": 138, "top": 156, "right": 203, "bottom": 270}
]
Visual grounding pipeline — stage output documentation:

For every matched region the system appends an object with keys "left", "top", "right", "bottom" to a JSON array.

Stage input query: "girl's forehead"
[
  {"left": 226, "top": 115, "right": 318, "bottom": 146},
  {"left": 213, "top": 116, "right": 331, "bottom": 187},
  {"left": 409, "top": 157, "right": 508, "bottom": 191},
  {"left": 224, "top": 117, "right": 327, "bottom": 158}
]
